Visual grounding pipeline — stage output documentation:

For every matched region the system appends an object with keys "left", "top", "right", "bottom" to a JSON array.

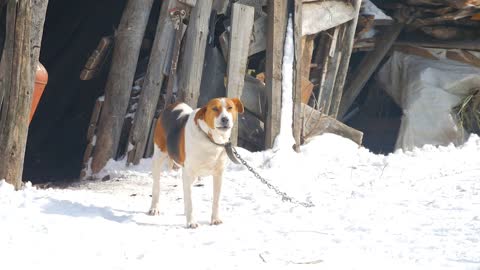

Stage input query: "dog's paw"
[
  {"left": 211, "top": 219, "right": 223, "bottom": 225},
  {"left": 187, "top": 222, "right": 199, "bottom": 229},
  {"left": 148, "top": 208, "right": 160, "bottom": 216}
]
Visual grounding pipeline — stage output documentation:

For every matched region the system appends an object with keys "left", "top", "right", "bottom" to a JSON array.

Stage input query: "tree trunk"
[
  {"left": 90, "top": 0, "right": 154, "bottom": 175},
  {"left": 0, "top": 0, "right": 36, "bottom": 190}
]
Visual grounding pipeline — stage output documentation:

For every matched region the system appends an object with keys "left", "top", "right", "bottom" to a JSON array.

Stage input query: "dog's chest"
[{"left": 185, "top": 144, "right": 227, "bottom": 176}]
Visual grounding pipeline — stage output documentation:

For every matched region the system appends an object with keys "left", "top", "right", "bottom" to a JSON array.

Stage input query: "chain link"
[{"left": 231, "top": 147, "right": 315, "bottom": 208}]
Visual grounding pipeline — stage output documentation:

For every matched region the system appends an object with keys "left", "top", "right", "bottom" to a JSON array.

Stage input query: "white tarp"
[{"left": 377, "top": 51, "right": 480, "bottom": 151}]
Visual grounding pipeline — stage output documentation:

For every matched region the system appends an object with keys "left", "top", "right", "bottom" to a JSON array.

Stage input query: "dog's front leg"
[
  {"left": 182, "top": 170, "right": 198, "bottom": 228},
  {"left": 211, "top": 170, "right": 223, "bottom": 225}
]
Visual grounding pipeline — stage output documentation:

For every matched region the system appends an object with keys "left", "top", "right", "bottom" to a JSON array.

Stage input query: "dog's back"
[{"left": 154, "top": 102, "right": 192, "bottom": 166}]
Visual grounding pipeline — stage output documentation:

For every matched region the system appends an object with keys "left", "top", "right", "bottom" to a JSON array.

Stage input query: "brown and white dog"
[{"left": 148, "top": 97, "right": 244, "bottom": 228}]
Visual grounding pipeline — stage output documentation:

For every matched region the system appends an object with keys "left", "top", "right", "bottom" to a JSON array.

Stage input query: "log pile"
[{"left": 79, "top": 0, "right": 372, "bottom": 179}]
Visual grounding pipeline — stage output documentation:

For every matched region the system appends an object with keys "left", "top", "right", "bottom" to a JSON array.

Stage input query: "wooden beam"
[
  {"left": 338, "top": 23, "right": 404, "bottom": 119},
  {"left": 177, "top": 0, "right": 213, "bottom": 107},
  {"left": 0, "top": 0, "right": 33, "bottom": 189},
  {"left": 293, "top": 0, "right": 303, "bottom": 152},
  {"left": 302, "top": 0, "right": 355, "bottom": 36},
  {"left": 302, "top": 104, "right": 363, "bottom": 146},
  {"left": 226, "top": 2, "right": 255, "bottom": 146},
  {"left": 126, "top": 0, "right": 179, "bottom": 166},
  {"left": 264, "top": 0, "right": 288, "bottom": 149},
  {"left": 90, "top": 0, "right": 154, "bottom": 175},
  {"left": 328, "top": 0, "right": 361, "bottom": 119}
]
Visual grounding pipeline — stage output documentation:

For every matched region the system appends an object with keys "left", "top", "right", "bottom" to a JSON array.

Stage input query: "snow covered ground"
[{"left": 1, "top": 133, "right": 480, "bottom": 270}]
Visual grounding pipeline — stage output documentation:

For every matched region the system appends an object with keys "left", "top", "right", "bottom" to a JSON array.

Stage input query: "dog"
[{"left": 148, "top": 97, "right": 244, "bottom": 228}]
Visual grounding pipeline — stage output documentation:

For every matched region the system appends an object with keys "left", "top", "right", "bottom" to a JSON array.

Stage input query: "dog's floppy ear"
[
  {"left": 231, "top": 98, "right": 244, "bottom": 114},
  {"left": 194, "top": 107, "right": 207, "bottom": 125}
]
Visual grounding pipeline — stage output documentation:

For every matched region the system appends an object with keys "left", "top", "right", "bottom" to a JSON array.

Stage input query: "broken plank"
[
  {"left": 293, "top": 0, "right": 303, "bottom": 152},
  {"left": 338, "top": 23, "right": 404, "bottom": 119},
  {"left": 302, "top": 104, "right": 363, "bottom": 145},
  {"left": 226, "top": 2, "right": 255, "bottom": 146}
]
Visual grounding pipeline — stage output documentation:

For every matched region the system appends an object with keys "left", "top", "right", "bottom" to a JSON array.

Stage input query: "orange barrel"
[{"left": 30, "top": 63, "right": 48, "bottom": 123}]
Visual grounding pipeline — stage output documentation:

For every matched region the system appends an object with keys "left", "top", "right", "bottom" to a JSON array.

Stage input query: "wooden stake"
[
  {"left": 226, "top": 2, "right": 255, "bottom": 146},
  {"left": 0, "top": 0, "right": 34, "bottom": 189},
  {"left": 90, "top": 0, "right": 154, "bottom": 175},
  {"left": 264, "top": 0, "right": 288, "bottom": 149}
]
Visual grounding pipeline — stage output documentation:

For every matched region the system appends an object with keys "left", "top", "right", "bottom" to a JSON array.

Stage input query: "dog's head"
[{"left": 194, "top": 97, "right": 244, "bottom": 143}]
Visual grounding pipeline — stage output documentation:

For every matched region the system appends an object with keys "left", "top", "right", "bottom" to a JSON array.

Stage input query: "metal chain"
[{"left": 231, "top": 147, "right": 315, "bottom": 208}]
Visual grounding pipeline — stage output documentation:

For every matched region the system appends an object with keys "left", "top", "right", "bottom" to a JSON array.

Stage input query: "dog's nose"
[{"left": 221, "top": 116, "right": 229, "bottom": 124}]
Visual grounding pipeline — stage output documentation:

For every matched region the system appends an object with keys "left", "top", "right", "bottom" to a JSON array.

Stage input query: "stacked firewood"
[{"left": 380, "top": 0, "right": 480, "bottom": 40}]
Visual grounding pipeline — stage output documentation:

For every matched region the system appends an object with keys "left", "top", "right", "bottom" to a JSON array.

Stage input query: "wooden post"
[
  {"left": 264, "top": 0, "right": 288, "bottom": 149},
  {"left": 338, "top": 23, "right": 404, "bottom": 119},
  {"left": 292, "top": 0, "right": 302, "bottom": 152},
  {"left": 90, "top": 0, "right": 154, "bottom": 175},
  {"left": 177, "top": 0, "right": 214, "bottom": 107},
  {"left": 226, "top": 3, "right": 255, "bottom": 146},
  {"left": 0, "top": 0, "right": 35, "bottom": 189},
  {"left": 126, "top": 0, "right": 178, "bottom": 165},
  {"left": 328, "top": 0, "right": 361, "bottom": 119}
]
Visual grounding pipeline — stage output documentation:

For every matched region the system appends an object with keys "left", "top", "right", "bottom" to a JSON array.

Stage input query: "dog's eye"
[
  {"left": 212, "top": 107, "right": 219, "bottom": 112},
  {"left": 227, "top": 106, "right": 233, "bottom": 110}
]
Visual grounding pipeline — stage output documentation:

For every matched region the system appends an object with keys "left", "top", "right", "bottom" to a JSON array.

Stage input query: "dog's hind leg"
[{"left": 148, "top": 147, "right": 168, "bottom": 216}]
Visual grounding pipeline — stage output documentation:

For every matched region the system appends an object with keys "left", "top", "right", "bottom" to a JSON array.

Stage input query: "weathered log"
[
  {"left": 177, "top": 0, "right": 213, "bottom": 107},
  {"left": 338, "top": 23, "right": 404, "bottom": 119},
  {"left": 90, "top": 0, "right": 154, "bottom": 175},
  {"left": 329, "top": 0, "right": 362, "bottom": 119},
  {"left": 300, "top": 35, "right": 315, "bottom": 104},
  {"left": 302, "top": 104, "right": 363, "bottom": 146},
  {"left": 0, "top": 0, "right": 34, "bottom": 189},
  {"left": 226, "top": 2, "right": 255, "bottom": 145},
  {"left": 80, "top": 98, "right": 104, "bottom": 179},
  {"left": 302, "top": 0, "right": 355, "bottom": 36},
  {"left": 264, "top": 0, "right": 288, "bottom": 149},
  {"left": 293, "top": 0, "right": 303, "bottom": 152},
  {"left": 80, "top": 36, "right": 113, "bottom": 80}
]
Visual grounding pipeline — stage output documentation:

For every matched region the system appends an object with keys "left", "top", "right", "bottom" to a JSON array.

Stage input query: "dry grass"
[{"left": 453, "top": 88, "right": 480, "bottom": 135}]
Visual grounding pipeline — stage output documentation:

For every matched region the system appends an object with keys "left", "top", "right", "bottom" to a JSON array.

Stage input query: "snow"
[
  {"left": 1, "top": 134, "right": 480, "bottom": 270},
  {"left": 1, "top": 10, "right": 480, "bottom": 270}
]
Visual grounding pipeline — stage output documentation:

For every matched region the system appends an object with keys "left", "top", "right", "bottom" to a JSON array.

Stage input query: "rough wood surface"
[
  {"left": 302, "top": 0, "right": 355, "bottom": 35},
  {"left": 242, "top": 75, "right": 266, "bottom": 120},
  {"left": 338, "top": 23, "right": 404, "bottom": 119},
  {"left": 90, "top": 0, "right": 154, "bottom": 175},
  {"left": 293, "top": 0, "right": 303, "bottom": 152},
  {"left": 300, "top": 35, "right": 315, "bottom": 104},
  {"left": 177, "top": 0, "right": 214, "bottom": 107},
  {"left": 329, "top": 0, "right": 362, "bottom": 119},
  {"left": 0, "top": 0, "right": 34, "bottom": 189},
  {"left": 226, "top": 2, "right": 255, "bottom": 146},
  {"left": 264, "top": 0, "right": 287, "bottom": 149},
  {"left": 302, "top": 104, "right": 363, "bottom": 146}
]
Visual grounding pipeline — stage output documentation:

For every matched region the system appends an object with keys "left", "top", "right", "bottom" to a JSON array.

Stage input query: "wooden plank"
[
  {"left": 264, "top": 0, "right": 287, "bottom": 149},
  {"left": 178, "top": 0, "right": 197, "bottom": 7},
  {"left": 300, "top": 34, "right": 315, "bottom": 104},
  {"left": 293, "top": 0, "right": 303, "bottom": 152},
  {"left": 237, "top": 0, "right": 267, "bottom": 19},
  {"left": 328, "top": 0, "right": 361, "bottom": 119},
  {"left": 198, "top": 46, "right": 227, "bottom": 107},
  {"left": 177, "top": 0, "right": 214, "bottom": 107},
  {"left": 226, "top": 2, "right": 255, "bottom": 146},
  {"left": 395, "top": 39, "right": 480, "bottom": 51},
  {"left": 338, "top": 23, "right": 404, "bottom": 119},
  {"left": 90, "top": 0, "right": 154, "bottom": 175},
  {"left": 0, "top": 0, "right": 34, "bottom": 189},
  {"left": 302, "top": 0, "right": 355, "bottom": 35},
  {"left": 249, "top": 15, "right": 268, "bottom": 56},
  {"left": 302, "top": 104, "right": 363, "bottom": 145}
]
